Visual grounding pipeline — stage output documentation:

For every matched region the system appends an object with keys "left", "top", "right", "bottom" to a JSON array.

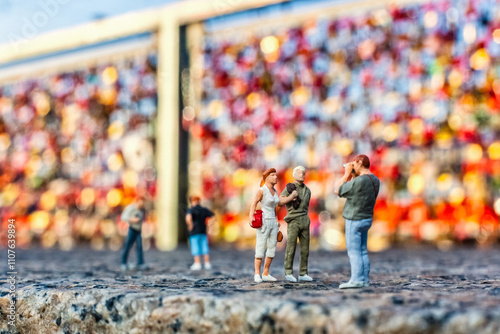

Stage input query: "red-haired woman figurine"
[{"left": 249, "top": 168, "right": 297, "bottom": 283}]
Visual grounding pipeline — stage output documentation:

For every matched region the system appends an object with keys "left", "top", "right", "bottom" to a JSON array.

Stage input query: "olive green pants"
[{"left": 284, "top": 215, "right": 310, "bottom": 275}]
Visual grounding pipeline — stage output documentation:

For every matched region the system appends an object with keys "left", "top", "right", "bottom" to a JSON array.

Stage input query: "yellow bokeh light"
[
  {"left": 232, "top": 168, "right": 247, "bottom": 188},
  {"left": 0, "top": 133, "right": 11, "bottom": 151},
  {"left": 435, "top": 130, "right": 452, "bottom": 149},
  {"left": 463, "top": 171, "right": 478, "bottom": 185},
  {"left": 488, "top": 142, "right": 500, "bottom": 160},
  {"left": 260, "top": 36, "right": 279, "bottom": 54},
  {"left": 437, "top": 173, "right": 453, "bottom": 192},
  {"left": 470, "top": 48, "right": 490, "bottom": 71},
  {"left": 101, "top": 219, "right": 117, "bottom": 237},
  {"left": 263, "top": 145, "right": 278, "bottom": 162},
  {"left": 493, "top": 29, "right": 500, "bottom": 44},
  {"left": 61, "top": 147, "right": 75, "bottom": 164},
  {"left": 246, "top": 92, "right": 261, "bottom": 109},
  {"left": 108, "top": 121, "right": 125, "bottom": 140},
  {"left": 34, "top": 92, "right": 51, "bottom": 116},
  {"left": 107, "top": 189, "right": 123, "bottom": 207},
  {"left": 2, "top": 184, "right": 20, "bottom": 205},
  {"left": 99, "top": 88, "right": 117, "bottom": 105},
  {"left": 223, "top": 224, "right": 240, "bottom": 243},
  {"left": 102, "top": 66, "right": 118, "bottom": 85},
  {"left": 408, "top": 173, "right": 425, "bottom": 195},
  {"left": 383, "top": 123, "right": 399, "bottom": 142},
  {"left": 449, "top": 187, "right": 465, "bottom": 204},
  {"left": 448, "top": 114, "right": 462, "bottom": 131},
  {"left": 107, "top": 153, "right": 124, "bottom": 172},
  {"left": 291, "top": 87, "right": 309, "bottom": 107},
  {"left": 122, "top": 170, "right": 139, "bottom": 188},
  {"left": 54, "top": 209, "right": 69, "bottom": 227},
  {"left": 42, "top": 231, "right": 57, "bottom": 248},
  {"left": 410, "top": 119, "right": 424, "bottom": 134},
  {"left": 40, "top": 191, "right": 57, "bottom": 211},
  {"left": 424, "top": 11, "right": 438, "bottom": 28},
  {"left": 25, "top": 155, "right": 42, "bottom": 178},
  {"left": 448, "top": 69, "right": 462, "bottom": 89},
  {"left": 209, "top": 100, "right": 224, "bottom": 118},
  {"left": 465, "top": 144, "right": 483, "bottom": 163},
  {"left": 264, "top": 50, "right": 280, "bottom": 63},
  {"left": 80, "top": 188, "right": 96, "bottom": 207},
  {"left": 30, "top": 210, "right": 50, "bottom": 231},
  {"left": 335, "top": 139, "right": 354, "bottom": 157}
]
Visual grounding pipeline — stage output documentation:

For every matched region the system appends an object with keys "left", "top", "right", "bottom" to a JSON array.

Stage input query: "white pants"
[{"left": 255, "top": 218, "right": 279, "bottom": 259}]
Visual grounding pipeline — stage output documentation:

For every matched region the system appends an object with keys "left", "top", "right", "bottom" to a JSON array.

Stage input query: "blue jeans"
[
  {"left": 121, "top": 227, "right": 144, "bottom": 265},
  {"left": 345, "top": 218, "right": 372, "bottom": 283},
  {"left": 189, "top": 234, "right": 209, "bottom": 256}
]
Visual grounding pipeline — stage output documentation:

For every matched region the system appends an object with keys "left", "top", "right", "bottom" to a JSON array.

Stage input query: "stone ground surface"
[{"left": 1, "top": 245, "right": 500, "bottom": 334}]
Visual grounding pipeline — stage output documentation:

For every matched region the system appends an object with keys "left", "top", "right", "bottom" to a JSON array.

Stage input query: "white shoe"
[
  {"left": 262, "top": 274, "right": 277, "bottom": 282},
  {"left": 363, "top": 282, "right": 370, "bottom": 287},
  {"left": 190, "top": 263, "right": 202, "bottom": 271},
  {"left": 204, "top": 262, "right": 212, "bottom": 270},
  {"left": 120, "top": 264, "right": 127, "bottom": 271},
  {"left": 339, "top": 281, "right": 364, "bottom": 289},
  {"left": 137, "top": 264, "right": 149, "bottom": 271},
  {"left": 298, "top": 274, "right": 313, "bottom": 282},
  {"left": 127, "top": 263, "right": 136, "bottom": 270},
  {"left": 254, "top": 275, "right": 262, "bottom": 283},
  {"left": 285, "top": 275, "right": 297, "bottom": 282}
]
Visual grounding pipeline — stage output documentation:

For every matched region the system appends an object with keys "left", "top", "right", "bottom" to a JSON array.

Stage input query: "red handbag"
[{"left": 251, "top": 210, "right": 263, "bottom": 228}]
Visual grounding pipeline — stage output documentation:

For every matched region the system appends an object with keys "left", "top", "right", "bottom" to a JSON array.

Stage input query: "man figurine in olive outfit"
[{"left": 280, "top": 166, "right": 313, "bottom": 282}]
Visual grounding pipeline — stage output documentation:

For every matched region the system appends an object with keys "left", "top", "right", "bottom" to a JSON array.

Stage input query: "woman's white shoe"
[
  {"left": 262, "top": 274, "right": 277, "bottom": 282},
  {"left": 254, "top": 275, "right": 263, "bottom": 283}
]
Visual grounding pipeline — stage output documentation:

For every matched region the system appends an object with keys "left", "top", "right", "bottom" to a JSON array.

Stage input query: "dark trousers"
[{"left": 121, "top": 227, "right": 144, "bottom": 265}]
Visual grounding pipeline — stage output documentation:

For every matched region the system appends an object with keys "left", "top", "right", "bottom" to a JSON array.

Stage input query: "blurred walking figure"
[
  {"left": 334, "top": 155, "right": 380, "bottom": 289},
  {"left": 121, "top": 196, "right": 147, "bottom": 271},
  {"left": 186, "top": 196, "right": 215, "bottom": 270},
  {"left": 280, "top": 166, "right": 313, "bottom": 283},
  {"left": 249, "top": 168, "right": 297, "bottom": 283}
]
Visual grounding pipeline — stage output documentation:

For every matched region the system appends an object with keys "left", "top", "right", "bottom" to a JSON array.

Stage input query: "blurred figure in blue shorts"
[{"left": 186, "top": 196, "right": 215, "bottom": 270}]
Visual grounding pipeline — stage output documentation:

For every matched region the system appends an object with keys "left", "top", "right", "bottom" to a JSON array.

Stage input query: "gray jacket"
[{"left": 121, "top": 204, "right": 145, "bottom": 231}]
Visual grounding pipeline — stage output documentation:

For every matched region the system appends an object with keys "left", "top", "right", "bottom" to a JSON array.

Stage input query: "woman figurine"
[{"left": 249, "top": 168, "right": 298, "bottom": 282}]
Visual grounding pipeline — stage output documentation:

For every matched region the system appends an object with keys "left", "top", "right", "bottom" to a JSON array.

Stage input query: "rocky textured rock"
[{"left": 1, "top": 246, "right": 500, "bottom": 333}]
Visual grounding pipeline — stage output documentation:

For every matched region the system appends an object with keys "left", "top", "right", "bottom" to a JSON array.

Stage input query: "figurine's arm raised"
[{"left": 278, "top": 190, "right": 298, "bottom": 206}]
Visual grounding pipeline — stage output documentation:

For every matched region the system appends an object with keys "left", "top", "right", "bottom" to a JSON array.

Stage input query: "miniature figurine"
[
  {"left": 334, "top": 155, "right": 380, "bottom": 289},
  {"left": 280, "top": 166, "right": 313, "bottom": 282},
  {"left": 249, "top": 168, "right": 297, "bottom": 283},
  {"left": 120, "top": 195, "right": 147, "bottom": 271},
  {"left": 186, "top": 195, "right": 215, "bottom": 270}
]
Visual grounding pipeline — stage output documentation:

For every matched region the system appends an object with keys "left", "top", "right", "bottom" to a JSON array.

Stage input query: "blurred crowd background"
[
  {"left": 0, "top": 54, "right": 158, "bottom": 250},
  {"left": 190, "top": 0, "right": 500, "bottom": 251},
  {"left": 1, "top": 0, "right": 500, "bottom": 251}
]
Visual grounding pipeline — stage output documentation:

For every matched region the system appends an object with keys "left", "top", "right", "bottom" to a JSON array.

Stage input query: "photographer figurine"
[{"left": 334, "top": 155, "right": 380, "bottom": 289}]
